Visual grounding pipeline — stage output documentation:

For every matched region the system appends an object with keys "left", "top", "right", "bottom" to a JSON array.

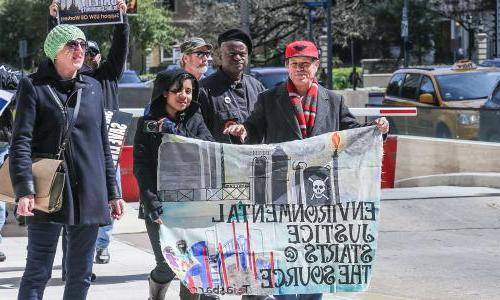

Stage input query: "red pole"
[
  {"left": 232, "top": 222, "right": 241, "bottom": 271},
  {"left": 246, "top": 222, "right": 251, "bottom": 272},
  {"left": 252, "top": 251, "right": 257, "bottom": 279},
  {"left": 218, "top": 242, "right": 229, "bottom": 287},
  {"left": 202, "top": 244, "right": 213, "bottom": 288},
  {"left": 270, "top": 251, "right": 275, "bottom": 288},
  {"left": 187, "top": 276, "right": 196, "bottom": 293}
]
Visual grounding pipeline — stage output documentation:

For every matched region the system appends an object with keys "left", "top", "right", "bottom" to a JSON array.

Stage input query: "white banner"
[{"left": 157, "top": 126, "right": 383, "bottom": 296}]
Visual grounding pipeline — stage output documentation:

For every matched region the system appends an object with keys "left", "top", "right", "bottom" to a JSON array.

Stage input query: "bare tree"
[
  {"left": 331, "top": 0, "right": 377, "bottom": 47},
  {"left": 185, "top": 0, "right": 308, "bottom": 65},
  {"left": 429, "top": 0, "right": 494, "bottom": 28},
  {"left": 428, "top": 0, "right": 495, "bottom": 58},
  {"left": 183, "top": 0, "right": 398, "bottom": 65},
  {"left": 184, "top": 0, "right": 239, "bottom": 46}
]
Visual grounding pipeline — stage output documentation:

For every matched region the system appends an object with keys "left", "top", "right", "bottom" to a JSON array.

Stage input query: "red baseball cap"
[{"left": 285, "top": 40, "right": 319, "bottom": 59}]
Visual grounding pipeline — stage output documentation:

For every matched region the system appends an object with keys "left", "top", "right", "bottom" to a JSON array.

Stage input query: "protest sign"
[
  {"left": 0, "top": 90, "right": 14, "bottom": 117},
  {"left": 158, "top": 126, "right": 382, "bottom": 296},
  {"left": 58, "top": 0, "right": 123, "bottom": 26},
  {"left": 104, "top": 110, "right": 133, "bottom": 169}
]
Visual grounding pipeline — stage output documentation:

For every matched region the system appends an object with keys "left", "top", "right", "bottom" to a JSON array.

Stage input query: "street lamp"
[
  {"left": 466, "top": 13, "right": 473, "bottom": 59},
  {"left": 304, "top": 0, "right": 333, "bottom": 89},
  {"left": 496, "top": 0, "right": 500, "bottom": 57},
  {"left": 401, "top": 0, "right": 409, "bottom": 67},
  {"left": 326, "top": 0, "right": 332, "bottom": 89}
]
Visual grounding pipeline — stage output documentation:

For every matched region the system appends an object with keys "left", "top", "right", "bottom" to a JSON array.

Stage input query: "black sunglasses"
[
  {"left": 191, "top": 51, "right": 211, "bottom": 58},
  {"left": 66, "top": 40, "right": 87, "bottom": 51}
]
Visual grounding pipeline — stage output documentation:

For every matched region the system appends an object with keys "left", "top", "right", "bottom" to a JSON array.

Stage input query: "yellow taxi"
[{"left": 383, "top": 61, "right": 500, "bottom": 139}]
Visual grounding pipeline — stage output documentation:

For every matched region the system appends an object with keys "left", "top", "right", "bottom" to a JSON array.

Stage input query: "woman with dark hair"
[
  {"left": 133, "top": 69, "right": 214, "bottom": 300},
  {"left": 11, "top": 24, "right": 124, "bottom": 299}
]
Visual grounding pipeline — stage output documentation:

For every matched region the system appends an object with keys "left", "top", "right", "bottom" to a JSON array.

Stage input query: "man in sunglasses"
[
  {"left": 49, "top": 0, "right": 129, "bottom": 275},
  {"left": 84, "top": 41, "right": 102, "bottom": 71},
  {"left": 180, "top": 37, "right": 213, "bottom": 80}
]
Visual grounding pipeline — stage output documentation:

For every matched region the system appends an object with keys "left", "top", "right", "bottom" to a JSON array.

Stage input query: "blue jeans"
[
  {"left": 95, "top": 223, "right": 113, "bottom": 249},
  {"left": 95, "top": 165, "right": 121, "bottom": 249},
  {"left": 18, "top": 223, "right": 99, "bottom": 300}
]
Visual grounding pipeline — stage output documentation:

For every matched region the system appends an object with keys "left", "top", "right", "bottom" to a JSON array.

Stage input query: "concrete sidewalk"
[
  {"left": 2, "top": 186, "right": 500, "bottom": 299},
  {"left": 0, "top": 237, "right": 399, "bottom": 300},
  {"left": 0, "top": 236, "right": 156, "bottom": 299}
]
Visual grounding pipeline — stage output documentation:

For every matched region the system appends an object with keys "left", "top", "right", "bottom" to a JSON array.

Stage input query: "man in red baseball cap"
[
  {"left": 225, "top": 41, "right": 388, "bottom": 300},
  {"left": 224, "top": 40, "right": 388, "bottom": 143},
  {"left": 225, "top": 39, "right": 389, "bottom": 300}
]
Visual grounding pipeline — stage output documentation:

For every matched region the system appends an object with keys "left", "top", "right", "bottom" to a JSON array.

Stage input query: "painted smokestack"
[
  {"left": 271, "top": 146, "right": 289, "bottom": 204},
  {"left": 252, "top": 156, "right": 268, "bottom": 204}
]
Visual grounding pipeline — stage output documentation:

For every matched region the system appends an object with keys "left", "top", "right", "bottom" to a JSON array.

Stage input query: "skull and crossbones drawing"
[{"left": 308, "top": 176, "right": 329, "bottom": 201}]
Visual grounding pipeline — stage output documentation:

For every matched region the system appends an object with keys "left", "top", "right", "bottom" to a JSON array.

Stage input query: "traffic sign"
[
  {"left": 318, "top": 35, "right": 328, "bottom": 68},
  {"left": 19, "top": 40, "right": 27, "bottom": 59},
  {"left": 401, "top": 20, "right": 408, "bottom": 38}
]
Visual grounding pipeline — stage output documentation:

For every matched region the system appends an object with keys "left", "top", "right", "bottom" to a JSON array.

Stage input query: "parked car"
[
  {"left": 118, "top": 70, "right": 152, "bottom": 108},
  {"left": 479, "top": 58, "right": 500, "bottom": 68},
  {"left": 383, "top": 61, "right": 500, "bottom": 139},
  {"left": 478, "top": 79, "right": 500, "bottom": 142},
  {"left": 250, "top": 67, "right": 288, "bottom": 89},
  {"left": 119, "top": 70, "right": 145, "bottom": 87}
]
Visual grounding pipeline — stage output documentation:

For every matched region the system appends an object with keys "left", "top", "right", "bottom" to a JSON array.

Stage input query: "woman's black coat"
[
  {"left": 9, "top": 60, "right": 120, "bottom": 225},
  {"left": 133, "top": 69, "right": 213, "bottom": 220}
]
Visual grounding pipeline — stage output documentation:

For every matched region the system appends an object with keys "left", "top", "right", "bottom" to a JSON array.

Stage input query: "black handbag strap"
[{"left": 46, "top": 85, "right": 82, "bottom": 158}]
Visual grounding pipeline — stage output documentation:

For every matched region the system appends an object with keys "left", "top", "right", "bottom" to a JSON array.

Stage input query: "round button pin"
[{"left": 224, "top": 96, "right": 231, "bottom": 104}]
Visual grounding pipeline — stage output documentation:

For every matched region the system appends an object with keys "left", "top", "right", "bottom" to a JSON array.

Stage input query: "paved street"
[{"left": 1, "top": 186, "right": 500, "bottom": 299}]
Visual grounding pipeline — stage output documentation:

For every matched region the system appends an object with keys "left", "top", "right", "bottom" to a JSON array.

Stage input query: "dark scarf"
[{"left": 287, "top": 78, "right": 319, "bottom": 138}]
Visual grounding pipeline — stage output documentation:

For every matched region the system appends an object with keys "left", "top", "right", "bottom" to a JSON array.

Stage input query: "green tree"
[
  {"left": 127, "top": 0, "right": 181, "bottom": 54},
  {"left": 0, "top": 0, "right": 49, "bottom": 69},
  {"left": 367, "top": 0, "right": 438, "bottom": 63},
  {"left": 0, "top": 0, "right": 180, "bottom": 70},
  {"left": 83, "top": 0, "right": 181, "bottom": 63}
]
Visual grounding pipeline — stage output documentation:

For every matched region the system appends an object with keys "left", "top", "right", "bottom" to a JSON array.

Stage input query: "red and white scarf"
[{"left": 287, "top": 79, "right": 319, "bottom": 138}]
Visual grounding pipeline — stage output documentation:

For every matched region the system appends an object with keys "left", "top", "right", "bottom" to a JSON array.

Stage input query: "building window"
[
  {"left": 161, "top": 47, "right": 169, "bottom": 62},
  {"left": 162, "top": 0, "right": 175, "bottom": 11}
]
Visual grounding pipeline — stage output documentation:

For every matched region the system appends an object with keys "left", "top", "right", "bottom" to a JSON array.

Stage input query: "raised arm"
[
  {"left": 99, "top": 0, "right": 129, "bottom": 81},
  {"left": 47, "top": 0, "right": 59, "bottom": 32}
]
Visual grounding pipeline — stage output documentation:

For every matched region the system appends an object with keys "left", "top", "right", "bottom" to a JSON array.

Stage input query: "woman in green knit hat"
[{"left": 11, "top": 24, "right": 124, "bottom": 299}]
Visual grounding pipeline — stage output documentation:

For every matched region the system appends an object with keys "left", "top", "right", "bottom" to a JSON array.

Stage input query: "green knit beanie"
[{"left": 44, "top": 24, "right": 86, "bottom": 61}]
